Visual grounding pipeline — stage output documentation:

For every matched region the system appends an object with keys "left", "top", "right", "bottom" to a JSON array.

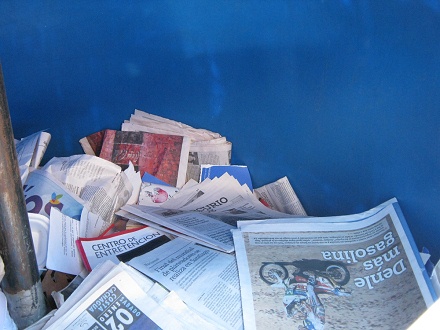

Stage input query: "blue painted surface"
[{"left": 1, "top": 1, "right": 440, "bottom": 261}]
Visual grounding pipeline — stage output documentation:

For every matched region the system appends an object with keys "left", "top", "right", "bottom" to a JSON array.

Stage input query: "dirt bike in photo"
[
  {"left": 261, "top": 259, "right": 352, "bottom": 330},
  {"left": 259, "top": 258, "right": 350, "bottom": 286}
]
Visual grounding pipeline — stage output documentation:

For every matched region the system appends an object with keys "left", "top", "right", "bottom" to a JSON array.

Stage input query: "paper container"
[{"left": 29, "top": 213, "right": 49, "bottom": 270}]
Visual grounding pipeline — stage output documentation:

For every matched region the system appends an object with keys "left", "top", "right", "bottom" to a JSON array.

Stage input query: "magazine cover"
[
  {"left": 232, "top": 199, "right": 436, "bottom": 330},
  {"left": 99, "top": 129, "right": 190, "bottom": 188}
]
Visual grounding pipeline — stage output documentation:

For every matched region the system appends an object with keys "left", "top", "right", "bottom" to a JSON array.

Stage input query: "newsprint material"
[
  {"left": 77, "top": 225, "right": 171, "bottom": 271},
  {"left": 232, "top": 198, "right": 436, "bottom": 330},
  {"left": 127, "top": 237, "right": 243, "bottom": 330},
  {"left": 41, "top": 261, "right": 172, "bottom": 329},
  {"left": 40, "top": 261, "right": 215, "bottom": 330},
  {"left": 119, "top": 205, "right": 236, "bottom": 253},
  {"left": 253, "top": 176, "right": 307, "bottom": 216}
]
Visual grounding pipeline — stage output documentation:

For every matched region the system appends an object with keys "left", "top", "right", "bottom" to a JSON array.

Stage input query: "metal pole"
[{"left": 0, "top": 64, "right": 47, "bottom": 329}]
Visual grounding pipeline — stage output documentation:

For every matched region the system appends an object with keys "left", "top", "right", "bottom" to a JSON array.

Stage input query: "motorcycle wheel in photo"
[
  {"left": 324, "top": 264, "right": 350, "bottom": 286},
  {"left": 259, "top": 263, "right": 289, "bottom": 285}
]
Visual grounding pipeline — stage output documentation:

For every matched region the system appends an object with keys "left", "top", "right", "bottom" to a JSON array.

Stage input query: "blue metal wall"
[{"left": 1, "top": 1, "right": 440, "bottom": 261}]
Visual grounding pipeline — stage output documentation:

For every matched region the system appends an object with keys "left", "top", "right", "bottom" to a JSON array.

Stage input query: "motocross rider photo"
[{"left": 263, "top": 261, "right": 351, "bottom": 330}]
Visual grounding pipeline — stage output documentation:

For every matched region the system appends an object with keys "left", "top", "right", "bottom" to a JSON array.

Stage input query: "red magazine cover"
[
  {"left": 79, "top": 129, "right": 106, "bottom": 155},
  {"left": 99, "top": 129, "right": 188, "bottom": 187}
]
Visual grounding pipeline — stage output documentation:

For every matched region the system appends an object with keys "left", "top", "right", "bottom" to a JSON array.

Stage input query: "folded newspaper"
[
  {"left": 232, "top": 198, "right": 436, "bottom": 329},
  {"left": 116, "top": 173, "right": 296, "bottom": 253},
  {"left": 127, "top": 237, "right": 243, "bottom": 330},
  {"left": 13, "top": 119, "right": 439, "bottom": 330},
  {"left": 80, "top": 109, "right": 232, "bottom": 184},
  {"left": 76, "top": 225, "right": 172, "bottom": 271},
  {"left": 39, "top": 260, "right": 222, "bottom": 330},
  {"left": 15, "top": 130, "right": 51, "bottom": 184},
  {"left": 122, "top": 109, "right": 232, "bottom": 183}
]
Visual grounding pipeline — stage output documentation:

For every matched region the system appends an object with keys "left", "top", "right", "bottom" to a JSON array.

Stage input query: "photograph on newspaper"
[{"left": 232, "top": 200, "right": 436, "bottom": 330}]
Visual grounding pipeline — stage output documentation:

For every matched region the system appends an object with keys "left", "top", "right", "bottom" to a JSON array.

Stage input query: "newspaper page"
[
  {"left": 160, "top": 173, "right": 293, "bottom": 226},
  {"left": 158, "top": 291, "right": 224, "bottom": 330},
  {"left": 186, "top": 141, "right": 231, "bottom": 182},
  {"left": 46, "top": 208, "right": 85, "bottom": 275},
  {"left": 77, "top": 225, "right": 171, "bottom": 271},
  {"left": 232, "top": 199, "right": 436, "bottom": 330},
  {"left": 42, "top": 154, "right": 133, "bottom": 237},
  {"left": 15, "top": 131, "right": 51, "bottom": 183},
  {"left": 144, "top": 283, "right": 226, "bottom": 330},
  {"left": 115, "top": 209, "right": 226, "bottom": 252},
  {"left": 253, "top": 176, "right": 307, "bottom": 216},
  {"left": 41, "top": 261, "right": 118, "bottom": 329},
  {"left": 131, "top": 109, "right": 222, "bottom": 140},
  {"left": 127, "top": 237, "right": 243, "bottom": 330},
  {"left": 200, "top": 164, "right": 253, "bottom": 190},
  {"left": 158, "top": 174, "right": 220, "bottom": 210},
  {"left": 123, "top": 162, "right": 142, "bottom": 205},
  {"left": 145, "top": 282, "right": 226, "bottom": 330},
  {"left": 120, "top": 204, "right": 235, "bottom": 253},
  {"left": 42, "top": 261, "right": 188, "bottom": 330}
]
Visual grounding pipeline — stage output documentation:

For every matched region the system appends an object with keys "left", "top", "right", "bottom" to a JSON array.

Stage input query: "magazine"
[
  {"left": 232, "top": 198, "right": 436, "bottom": 329},
  {"left": 92, "top": 129, "right": 191, "bottom": 188},
  {"left": 23, "top": 169, "right": 84, "bottom": 220},
  {"left": 121, "top": 109, "right": 232, "bottom": 182}
]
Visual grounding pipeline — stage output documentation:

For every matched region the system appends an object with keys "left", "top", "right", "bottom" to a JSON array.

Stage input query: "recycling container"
[{"left": 0, "top": 0, "right": 439, "bottom": 295}]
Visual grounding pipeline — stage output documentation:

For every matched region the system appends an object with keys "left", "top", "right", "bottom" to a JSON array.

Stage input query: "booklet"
[{"left": 232, "top": 198, "right": 436, "bottom": 330}]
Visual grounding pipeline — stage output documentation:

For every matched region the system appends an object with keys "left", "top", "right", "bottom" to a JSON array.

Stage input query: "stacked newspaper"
[
  {"left": 121, "top": 109, "right": 232, "bottom": 183},
  {"left": 117, "top": 172, "right": 298, "bottom": 253},
  {"left": 232, "top": 198, "right": 437, "bottom": 330},
  {"left": 37, "top": 260, "right": 224, "bottom": 330},
  {"left": 11, "top": 115, "right": 438, "bottom": 330},
  {"left": 78, "top": 110, "right": 308, "bottom": 218}
]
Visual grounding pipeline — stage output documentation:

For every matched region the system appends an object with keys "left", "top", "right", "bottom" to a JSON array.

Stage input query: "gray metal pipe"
[{"left": 0, "top": 64, "right": 47, "bottom": 329}]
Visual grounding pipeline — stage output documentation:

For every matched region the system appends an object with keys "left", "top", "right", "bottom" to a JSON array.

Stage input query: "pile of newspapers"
[{"left": 3, "top": 110, "right": 440, "bottom": 329}]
